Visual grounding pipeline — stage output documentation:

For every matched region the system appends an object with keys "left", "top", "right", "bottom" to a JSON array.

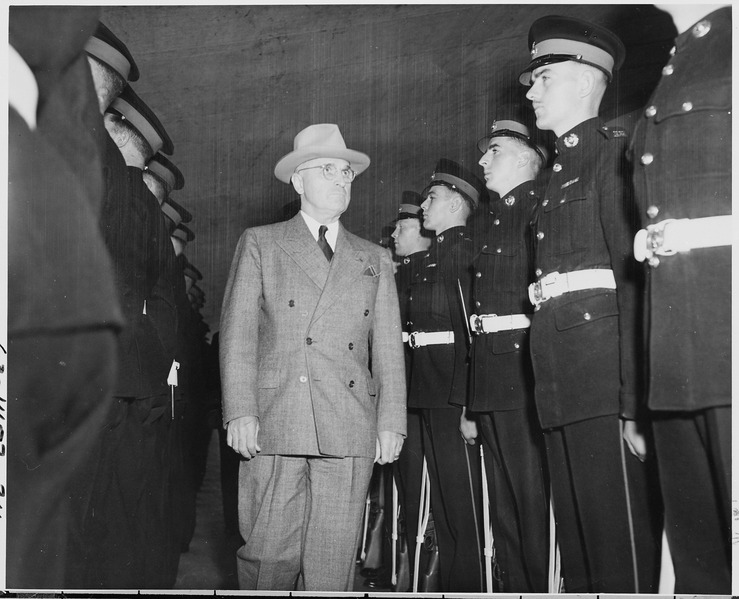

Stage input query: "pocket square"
[{"left": 363, "top": 265, "right": 380, "bottom": 277}]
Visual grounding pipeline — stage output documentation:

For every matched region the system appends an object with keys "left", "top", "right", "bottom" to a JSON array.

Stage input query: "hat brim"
[
  {"left": 274, "top": 146, "right": 371, "bottom": 184},
  {"left": 519, "top": 54, "right": 612, "bottom": 86}
]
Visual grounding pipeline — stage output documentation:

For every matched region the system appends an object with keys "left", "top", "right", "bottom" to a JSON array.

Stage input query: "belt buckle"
[
  {"left": 470, "top": 314, "right": 483, "bottom": 335},
  {"left": 408, "top": 332, "right": 421, "bottom": 349}
]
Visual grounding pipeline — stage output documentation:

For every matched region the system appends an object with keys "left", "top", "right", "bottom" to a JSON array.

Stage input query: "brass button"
[
  {"left": 583, "top": 312, "right": 592, "bottom": 321},
  {"left": 542, "top": 200, "right": 549, "bottom": 206},
  {"left": 682, "top": 101, "right": 693, "bottom": 112},
  {"left": 647, "top": 205, "right": 659, "bottom": 219},
  {"left": 494, "top": 219, "right": 500, "bottom": 226},
  {"left": 645, "top": 105, "right": 657, "bottom": 118},
  {"left": 496, "top": 248, "right": 502, "bottom": 254},
  {"left": 537, "top": 231, "right": 545, "bottom": 240},
  {"left": 640, "top": 153, "right": 654, "bottom": 166},
  {"left": 475, "top": 271, "right": 482, "bottom": 278},
  {"left": 513, "top": 343, "right": 520, "bottom": 349},
  {"left": 692, "top": 19, "right": 711, "bottom": 38},
  {"left": 553, "top": 163, "right": 562, "bottom": 172},
  {"left": 535, "top": 268, "right": 543, "bottom": 277},
  {"left": 662, "top": 64, "right": 674, "bottom": 76}
]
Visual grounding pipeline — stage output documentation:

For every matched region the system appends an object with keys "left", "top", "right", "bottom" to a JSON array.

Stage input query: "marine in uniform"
[
  {"left": 406, "top": 159, "right": 485, "bottom": 592},
  {"left": 629, "top": 5, "right": 731, "bottom": 593},
  {"left": 520, "top": 16, "right": 662, "bottom": 592},
  {"left": 8, "top": 8, "right": 123, "bottom": 587},
  {"left": 389, "top": 194, "right": 432, "bottom": 588},
  {"left": 467, "top": 113, "right": 550, "bottom": 592}
]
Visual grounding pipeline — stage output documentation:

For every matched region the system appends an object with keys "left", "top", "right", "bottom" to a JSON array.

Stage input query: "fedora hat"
[{"left": 274, "top": 123, "right": 370, "bottom": 184}]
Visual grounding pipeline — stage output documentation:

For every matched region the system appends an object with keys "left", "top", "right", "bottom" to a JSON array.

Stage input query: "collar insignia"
[
  {"left": 504, "top": 195, "right": 516, "bottom": 207},
  {"left": 564, "top": 133, "right": 579, "bottom": 148}
]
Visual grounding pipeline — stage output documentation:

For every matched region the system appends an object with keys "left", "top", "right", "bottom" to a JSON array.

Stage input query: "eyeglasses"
[{"left": 296, "top": 163, "right": 356, "bottom": 182}]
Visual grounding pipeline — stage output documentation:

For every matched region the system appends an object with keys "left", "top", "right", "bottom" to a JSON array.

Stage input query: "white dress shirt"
[{"left": 300, "top": 210, "right": 338, "bottom": 251}]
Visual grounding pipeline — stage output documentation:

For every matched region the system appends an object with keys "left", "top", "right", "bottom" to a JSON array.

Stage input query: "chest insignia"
[
  {"left": 561, "top": 177, "right": 580, "bottom": 189},
  {"left": 563, "top": 133, "right": 579, "bottom": 148}
]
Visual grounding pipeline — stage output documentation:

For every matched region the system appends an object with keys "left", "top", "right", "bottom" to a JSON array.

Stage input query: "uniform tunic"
[
  {"left": 628, "top": 7, "right": 731, "bottom": 593},
  {"left": 405, "top": 226, "right": 483, "bottom": 592},
  {"left": 530, "top": 118, "right": 661, "bottom": 593},
  {"left": 469, "top": 180, "right": 549, "bottom": 592}
]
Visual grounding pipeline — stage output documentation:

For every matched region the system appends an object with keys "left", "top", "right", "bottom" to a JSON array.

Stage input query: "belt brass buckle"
[
  {"left": 470, "top": 315, "right": 484, "bottom": 335},
  {"left": 408, "top": 332, "right": 421, "bottom": 349}
]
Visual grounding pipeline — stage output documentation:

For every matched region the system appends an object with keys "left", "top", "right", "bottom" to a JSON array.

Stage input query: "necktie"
[{"left": 317, "top": 225, "right": 333, "bottom": 262}]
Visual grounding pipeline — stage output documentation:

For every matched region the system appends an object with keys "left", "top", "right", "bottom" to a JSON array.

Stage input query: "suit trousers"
[
  {"left": 478, "top": 409, "right": 550, "bottom": 592},
  {"left": 652, "top": 406, "right": 731, "bottom": 594},
  {"left": 237, "top": 453, "right": 374, "bottom": 591},
  {"left": 544, "top": 414, "right": 662, "bottom": 593},
  {"left": 420, "top": 408, "right": 484, "bottom": 592}
]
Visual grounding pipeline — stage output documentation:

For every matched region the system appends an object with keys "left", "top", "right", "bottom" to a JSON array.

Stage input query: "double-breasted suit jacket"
[{"left": 220, "top": 213, "right": 407, "bottom": 458}]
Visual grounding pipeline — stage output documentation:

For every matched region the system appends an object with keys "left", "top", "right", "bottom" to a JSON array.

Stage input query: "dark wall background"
[{"left": 100, "top": 4, "right": 677, "bottom": 332}]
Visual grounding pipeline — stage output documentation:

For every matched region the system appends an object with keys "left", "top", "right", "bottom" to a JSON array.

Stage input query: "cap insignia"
[
  {"left": 564, "top": 133, "right": 579, "bottom": 148},
  {"left": 531, "top": 41, "right": 539, "bottom": 58},
  {"left": 491, "top": 120, "right": 498, "bottom": 133}
]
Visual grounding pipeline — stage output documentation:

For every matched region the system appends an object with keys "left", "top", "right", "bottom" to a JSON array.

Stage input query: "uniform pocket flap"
[
  {"left": 653, "top": 79, "right": 731, "bottom": 123},
  {"left": 490, "top": 329, "right": 528, "bottom": 355},
  {"left": 554, "top": 292, "right": 618, "bottom": 331}
]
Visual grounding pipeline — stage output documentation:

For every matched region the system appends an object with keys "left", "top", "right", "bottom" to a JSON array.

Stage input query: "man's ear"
[
  {"left": 448, "top": 193, "right": 463, "bottom": 213},
  {"left": 517, "top": 148, "right": 532, "bottom": 169},
  {"left": 579, "top": 67, "right": 597, "bottom": 98},
  {"left": 291, "top": 172, "right": 304, "bottom": 195},
  {"left": 107, "top": 123, "right": 130, "bottom": 149}
]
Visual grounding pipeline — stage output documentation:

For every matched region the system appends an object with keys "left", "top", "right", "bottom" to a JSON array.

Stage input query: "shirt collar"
[{"left": 300, "top": 210, "right": 339, "bottom": 250}]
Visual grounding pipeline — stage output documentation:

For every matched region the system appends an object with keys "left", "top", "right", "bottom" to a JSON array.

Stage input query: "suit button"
[
  {"left": 640, "top": 153, "right": 654, "bottom": 166},
  {"left": 306, "top": 337, "right": 313, "bottom": 345},
  {"left": 348, "top": 380, "right": 355, "bottom": 388},
  {"left": 364, "top": 309, "right": 370, "bottom": 316},
  {"left": 348, "top": 342, "right": 354, "bottom": 350},
  {"left": 299, "top": 375, "right": 308, "bottom": 383},
  {"left": 288, "top": 299, "right": 295, "bottom": 307}
]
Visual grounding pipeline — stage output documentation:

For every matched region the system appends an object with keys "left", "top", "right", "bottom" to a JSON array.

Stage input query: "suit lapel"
[
  {"left": 311, "top": 224, "right": 366, "bottom": 324},
  {"left": 276, "top": 214, "right": 330, "bottom": 290}
]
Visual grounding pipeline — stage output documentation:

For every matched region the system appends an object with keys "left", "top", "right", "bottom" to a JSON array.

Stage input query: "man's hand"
[
  {"left": 459, "top": 407, "right": 478, "bottom": 445},
  {"left": 226, "top": 416, "right": 261, "bottom": 459},
  {"left": 622, "top": 419, "right": 648, "bottom": 462},
  {"left": 375, "top": 430, "right": 404, "bottom": 464}
]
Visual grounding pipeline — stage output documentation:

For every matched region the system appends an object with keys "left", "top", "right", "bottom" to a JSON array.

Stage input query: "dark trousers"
[
  {"left": 420, "top": 408, "right": 484, "bottom": 592},
  {"left": 7, "top": 330, "right": 116, "bottom": 589},
  {"left": 544, "top": 414, "right": 662, "bottom": 593},
  {"left": 393, "top": 407, "right": 424, "bottom": 569},
  {"left": 75, "top": 394, "right": 175, "bottom": 589},
  {"left": 652, "top": 406, "right": 731, "bottom": 594},
  {"left": 478, "top": 407, "right": 550, "bottom": 592}
]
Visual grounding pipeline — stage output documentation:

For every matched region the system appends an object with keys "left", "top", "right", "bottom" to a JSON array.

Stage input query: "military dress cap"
[
  {"left": 171, "top": 223, "right": 195, "bottom": 243},
  {"left": 397, "top": 190, "right": 424, "bottom": 220},
  {"left": 107, "top": 85, "right": 174, "bottom": 155},
  {"left": 519, "top": 15, "right": 626, "bottom": 85},
  {"left": 85, "top": 21, "right": 139, "bottom": 82},
  {"left": 146, "top": 152, "right": 184, "bottom": 191},
  {"left": 274, "top": 123, "right": 371, "bottom": 184},
  {"left": 477, "top": 111, "right": 550, "bottom": 165},
  {"left": 161, "top": 197, "right": 192, "bottom": 227},
  {"left": 422, "top": 158, "right": 486, "bottom": 209},
  {"left": 182, "top": 260, "right": 203, "bottom": 282}
]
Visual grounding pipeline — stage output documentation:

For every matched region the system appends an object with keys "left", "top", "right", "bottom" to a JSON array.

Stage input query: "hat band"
[
  {"left": 110, "top": 97, "right": 164, "bottom": 154},
  {"left": 428, "top": 174, "right": 479, "bottom": 207},
  {"left": 531, "top": 38, "right": 615, "bottom": 74},
  {"left": 85, "top": 37, "right": 131, "bottom": 80}
]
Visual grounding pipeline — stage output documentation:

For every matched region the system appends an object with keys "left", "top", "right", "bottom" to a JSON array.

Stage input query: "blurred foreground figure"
[
  {"left": 629, "top": 5, "right": 731, "bottom": 593},
  {"left": 7, "top": 6, "right": 122, "bottom": 588}
]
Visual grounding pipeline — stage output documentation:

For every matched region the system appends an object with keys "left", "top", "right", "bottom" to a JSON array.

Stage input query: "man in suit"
[
  {"left": 520, "top": 15, "right": 661, "bottom": 592},
  {"left": 220, "top": 123, "right": 407, "bottom": 591}
]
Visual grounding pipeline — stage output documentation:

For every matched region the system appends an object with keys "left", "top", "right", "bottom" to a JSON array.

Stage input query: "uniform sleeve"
[
  {"left": 599, "top": 137, "right": 646, "bottom": 420},
  {"left": 370, "top": 247, "right": 408, "bottom": 436},
  {"left": 219, "top": 228, "right": 263, "bottom": 426}
]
